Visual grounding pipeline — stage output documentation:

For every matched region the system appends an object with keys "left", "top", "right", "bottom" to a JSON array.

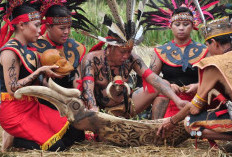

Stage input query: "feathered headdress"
[
  {"left": 141, "top": 0, "right": 226, "bottom": 31},
  {"left": 39, "top": 0, "right": 95, "bottom": 35},
  {"left": 81, "top": 0, "right": 148, "bottom": 51},
  {"left": 0, "top": 0, "right": 41, "bottom": 47}
]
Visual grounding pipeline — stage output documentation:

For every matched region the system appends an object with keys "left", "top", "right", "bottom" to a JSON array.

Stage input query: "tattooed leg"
[
  {"left": 131, "top": 87, "right": 159, "bottom": 116},
  {"left": 151, "top": 97, "right": 169, "bottom": 120}
]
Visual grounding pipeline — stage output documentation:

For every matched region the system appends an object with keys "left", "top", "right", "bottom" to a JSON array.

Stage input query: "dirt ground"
[{"left": 0, "top": 125, "right": 230, "bottom": 157}]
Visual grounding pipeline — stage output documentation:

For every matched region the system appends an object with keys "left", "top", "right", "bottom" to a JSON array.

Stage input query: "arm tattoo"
[
  {"left": 8, "top": 59, "right": 39, "bottom": 92},
  {"left": 82, "top": 59, "right": 94, "bottom": 77},
  {"left": 82, "top": 80, "right": 96, "bottom": 108},
  {"left": 121, "top": 63, "right": 131, "bottom": 79},
  {"left": 82, "top": 58, "right": 96, "bottom": 108},
  {"left": 130, "top": 55, "right": 143, "bottom": 70},
  {"left": 134, "top": 59, "right": 143, "bottom": 69},
  {"left": 149, "top": 54, "right": 157, "bottom": 71},
  {"left": 75, "top": 69, "right": 80, "bottom": 78},
  {"left": 8, "top": 59, "right": 18, "bottom": 92},
  {"left": 150, "top": 75, "right": 169, "bottom": 94}
]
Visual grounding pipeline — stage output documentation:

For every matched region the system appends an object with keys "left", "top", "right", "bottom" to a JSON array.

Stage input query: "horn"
[
  {"left": 14, "top": 86, "right": 69, "bottom": 117},
  {"left": 106, "top": 82, "right": 114, "bottom": 100},
  {"left": 48, "top": 78, "right": 81, "bottom": 98},
  {"left": 207, "top": 88, "right": 220, "bottom": 104},
  {"left": 123, "top": 82, "right": 131, "bottom": 96}
]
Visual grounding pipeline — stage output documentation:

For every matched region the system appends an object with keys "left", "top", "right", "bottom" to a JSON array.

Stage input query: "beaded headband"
[
  {"left": 39, "top": 0, "right": 94, "bottom": 35},
  {"left": 170, "top": 13, "right": 194, "bottom": 24},
  {"left": 43, "top": 16, "right": 72, "bottom": 25}
]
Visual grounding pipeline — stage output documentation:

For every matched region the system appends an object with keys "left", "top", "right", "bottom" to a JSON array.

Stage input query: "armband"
[{"left": 142, "top": 69, "right": 155, "bottom": 93}]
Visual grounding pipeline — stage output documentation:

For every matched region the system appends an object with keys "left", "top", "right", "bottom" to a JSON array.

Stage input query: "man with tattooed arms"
[
  {"left": 82, "top": 39, "right": 189, "bottom": 118},
  {"left": 80, "top": 40, "right": 185, "bottom": 117},
  {"left": 81, "top": 0, "right": 188, "bottom": 118}
]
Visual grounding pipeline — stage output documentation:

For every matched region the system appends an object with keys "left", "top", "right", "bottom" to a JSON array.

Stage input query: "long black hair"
[
  {"left": 45, "top": 5, "right": 71, "bottom": 18},
  {"left": 11, "top": 4, "right": 37, "bottom": 20},
  {"left": 206, "top": 33, "right": 232, "bottom": 53},
  {"left": 172, "top": 7, "right": 193, "bottom": 17}
]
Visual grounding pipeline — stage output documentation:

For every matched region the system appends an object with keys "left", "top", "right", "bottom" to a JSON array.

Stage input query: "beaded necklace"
[{"left": 104, "top": 50, "right": 124, "bottom": 82}]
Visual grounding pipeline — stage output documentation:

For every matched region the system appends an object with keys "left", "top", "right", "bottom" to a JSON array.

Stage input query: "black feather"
[
  {"left": 103, "top": 15, "right": 113, "bottom": 27},
  {"left": 125, "top": 21, "right": 135, "bottom": 40}
]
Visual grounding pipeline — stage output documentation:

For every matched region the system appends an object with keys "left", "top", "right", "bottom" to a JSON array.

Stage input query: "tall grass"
[{"left": 71, "top": 0, "right": 231, "bottom": 51}]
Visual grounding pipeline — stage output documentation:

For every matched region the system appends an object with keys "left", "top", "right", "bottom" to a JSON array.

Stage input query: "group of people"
[{"left": 0, "top": 0, "right": 231, "bottom": 152}]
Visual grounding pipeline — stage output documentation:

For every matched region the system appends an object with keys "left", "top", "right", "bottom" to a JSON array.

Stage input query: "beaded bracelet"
[
  {"left": 196, "top": 94, "right": 207, "bottom": 103},
  {"left": 191, "top": 94, "right": 207, "bottom": 109}
]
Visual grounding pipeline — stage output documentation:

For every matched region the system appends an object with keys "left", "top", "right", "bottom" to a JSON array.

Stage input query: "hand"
[
  {"left": 40, "top": 65, "right": 63, "bottom": 79},
  {"left": 171, "top": 84, "right": 181, "bottom": 94},
  {"left": 89, "top": 105, "right": 99, "bottom": 112},
  {"left": 175, "top": 100, "right": 188, "bottom": 110},
  {"left": 185, "top": 83, "right": 198, "bottom": 95},
  {"left": 189, "top": 103, "right": 201, "bottom": 115},
  {"left": 157, "top": 117, "right": 176, "bottom": 138},
  {"left": 42, "top": 76, "right": 48, "bottom": 86}
]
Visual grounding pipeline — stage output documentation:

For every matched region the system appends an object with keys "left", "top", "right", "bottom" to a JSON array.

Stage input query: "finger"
[
  {"left": 172, "top": 87, "right": 178, "bottom": 93},
  {"left": 176, "top": 88, "right": 181, "bottom": 94},
  {"left": 173, "top": 86, "right": 180, "bottom": 94},
  {"left": 51, "top": 73, "right": 63, "bottom": 78},
  {"left": 185, "top": 89, "right": 191, "bottom": 94},
  {"left": 157, "top": 126, "right": 162, "bottom": 136},
  {"left": 185, "top": 87, "right": 192, "bottom": 94},
  {"left": 50, "top": 65, "right": 60, "bottom": 69},
  {"left": 162, "top": 126, "right": 165, "bottom": 138}
]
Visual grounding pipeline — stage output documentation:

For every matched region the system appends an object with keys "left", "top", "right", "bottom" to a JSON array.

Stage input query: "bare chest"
[{"left": 94, "top": 66, "right": 130, "bottom": 88}]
